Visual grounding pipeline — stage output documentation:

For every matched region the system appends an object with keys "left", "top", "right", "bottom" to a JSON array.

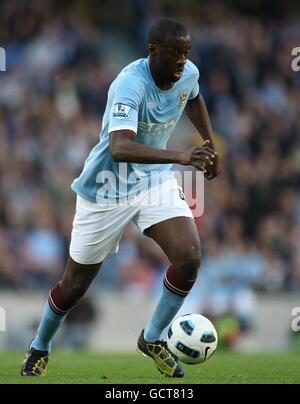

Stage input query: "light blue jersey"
[{"left": 71, "top": 58, "right": 199, "bottom": 202}]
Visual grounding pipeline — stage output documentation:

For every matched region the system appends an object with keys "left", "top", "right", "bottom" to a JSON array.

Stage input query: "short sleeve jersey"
[{"left": 71, "top": 58, "right": 199, "bottom": 202}]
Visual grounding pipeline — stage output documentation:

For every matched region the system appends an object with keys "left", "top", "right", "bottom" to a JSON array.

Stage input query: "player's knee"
[{"left": 175, "top": 245, "right": 201, "bottom": 279}]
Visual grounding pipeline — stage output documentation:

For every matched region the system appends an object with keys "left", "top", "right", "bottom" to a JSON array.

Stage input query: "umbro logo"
[{"left": 147, "top": 100, "right": 156, "bottom": 109}]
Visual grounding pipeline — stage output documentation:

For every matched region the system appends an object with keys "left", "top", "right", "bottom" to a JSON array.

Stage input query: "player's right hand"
[{"left": 179, "top": 140, "right": 217, "bottom": 173}]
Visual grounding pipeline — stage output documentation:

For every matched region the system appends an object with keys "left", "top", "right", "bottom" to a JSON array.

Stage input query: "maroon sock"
[
  {"left": 163, "top": 266, "right": 196, "bottom": 297},
  {"left": 48, "top": 283, "right": 76, "bottom": 316}
]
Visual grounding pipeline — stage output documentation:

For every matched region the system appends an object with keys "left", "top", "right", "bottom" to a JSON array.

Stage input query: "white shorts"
[{"left": 69, "top": 180, "right": 194, "bottom": 265}]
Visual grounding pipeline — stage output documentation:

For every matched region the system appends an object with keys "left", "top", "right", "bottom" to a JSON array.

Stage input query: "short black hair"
[{"left": 148, "top": 18, "right": 188, "bottom": 45}]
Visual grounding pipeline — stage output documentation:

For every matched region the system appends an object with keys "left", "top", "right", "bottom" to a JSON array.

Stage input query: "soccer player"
[{"left": 21, "top": 18, "right": 219, "bottom": 378}]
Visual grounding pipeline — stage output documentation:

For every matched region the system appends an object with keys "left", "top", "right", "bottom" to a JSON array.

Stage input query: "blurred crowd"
[{"left": 0, "top": 0, "right": 300, "bottom": 333}]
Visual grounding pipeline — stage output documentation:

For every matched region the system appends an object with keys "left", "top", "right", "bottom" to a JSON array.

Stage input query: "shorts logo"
[
  {"left": 178, "top": 188, "right": 186, "bottom": 201},
  {"left": 113, "top": 104, "right": 131, "bottom": 119}
]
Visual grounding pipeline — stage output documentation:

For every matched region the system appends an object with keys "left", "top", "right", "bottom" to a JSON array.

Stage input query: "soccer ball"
[{"left": 167, "top": 314, "right": 218, "bottom": 364}]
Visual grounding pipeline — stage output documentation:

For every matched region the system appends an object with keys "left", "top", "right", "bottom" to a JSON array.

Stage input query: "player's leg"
[
  {"left": 134, "top": 181, "right": 200, "bottom": 377},
  {"left": 142, "top": 216, "right": 201, "bottom": 342},
  {"left": 31, "top": 257, "right": 102, "bottom": 353},
  {"left": 21, "top": 257, "right": 102, "bottom": 376},
  {"left": 22, "top": 195, "right": 139, "bottom": 376},
  {"left": 136, "top": 211, "right": 200, "bottom": 378}
]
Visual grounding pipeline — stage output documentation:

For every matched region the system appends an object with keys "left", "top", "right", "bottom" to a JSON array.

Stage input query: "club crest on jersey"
[
  {"left": 179, "top": 92, "right": 188, "bottom": 106},
  {"left": 113, "top": 104, "right": 131, "bottom": 119}
]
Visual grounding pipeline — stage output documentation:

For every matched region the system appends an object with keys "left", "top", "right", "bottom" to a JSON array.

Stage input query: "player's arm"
[
  {"left": 185, "top": 94, "right": 220, "bottom": 179},
  {"left": 185, "top": 93, "right": 215, "bottom": 148},
  {"left": 109, "top": 130, "right": 216, "bottom": 172}
]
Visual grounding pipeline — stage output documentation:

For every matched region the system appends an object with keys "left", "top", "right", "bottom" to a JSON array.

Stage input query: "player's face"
[{"left": 157, "top": 36, "right": 191, "bottom": 83}]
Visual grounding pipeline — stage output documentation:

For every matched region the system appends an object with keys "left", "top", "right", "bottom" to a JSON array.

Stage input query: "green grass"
[{"left": 0, "top": 351, "right": 299, "bottom": 384}]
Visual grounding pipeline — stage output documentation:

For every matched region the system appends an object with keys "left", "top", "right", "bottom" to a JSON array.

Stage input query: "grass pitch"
[{"left": 0, "top": 351, "right": 299, "bottom": 384}]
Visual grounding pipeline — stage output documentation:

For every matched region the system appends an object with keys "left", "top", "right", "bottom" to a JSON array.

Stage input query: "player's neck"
[{"left": 148, "top": 59, "right": 173, "bottom": 91}]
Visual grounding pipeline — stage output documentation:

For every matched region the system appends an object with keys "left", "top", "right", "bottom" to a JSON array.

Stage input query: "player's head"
[{"left": 148, "top": 18, "right": 191, "bottom": 84}]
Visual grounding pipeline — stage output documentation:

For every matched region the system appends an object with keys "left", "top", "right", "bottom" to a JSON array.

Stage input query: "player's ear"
[{"left": 148, "top": 44, "right": 158, "bottom": 55}]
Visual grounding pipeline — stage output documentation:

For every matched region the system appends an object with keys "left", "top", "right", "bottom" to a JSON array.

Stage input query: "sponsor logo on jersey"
[{"left": 138, "top": 118, "right": 179, "bottom": 134}]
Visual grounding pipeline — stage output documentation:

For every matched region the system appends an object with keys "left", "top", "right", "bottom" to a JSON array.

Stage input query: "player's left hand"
[{"left": 202, "top": 140, "right": 220, "bottom": 180}]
